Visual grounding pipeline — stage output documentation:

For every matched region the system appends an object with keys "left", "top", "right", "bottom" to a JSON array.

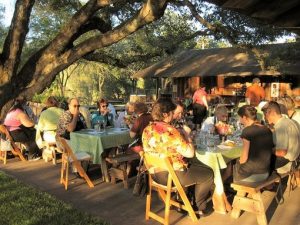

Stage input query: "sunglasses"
[{"left": 73, "top": 105, "right": 80, "bottom": 108}]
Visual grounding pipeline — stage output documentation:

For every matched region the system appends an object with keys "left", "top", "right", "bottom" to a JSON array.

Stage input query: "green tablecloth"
[
  {"left": 70, "top": 128, "right": 134, "bottom": 164},
  {"left": 196, "top": 146, "right": 242, "bottom": 195}
]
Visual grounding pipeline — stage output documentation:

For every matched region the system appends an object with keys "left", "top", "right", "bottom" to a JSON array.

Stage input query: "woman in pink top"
[
  {"left": 192, "top": 85, "right": 208, "bottom": 130},
  {"left": 4, "top": 99, "right": 41, "bottom": 160}
]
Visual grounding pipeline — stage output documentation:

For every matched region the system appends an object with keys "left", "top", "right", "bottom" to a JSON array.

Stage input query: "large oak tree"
[
  {"left": 0, "top": 0, "right": 169, "bottom": 119},
  {"left": 0, "top": 0, "right": 286, "bottom": 120}
]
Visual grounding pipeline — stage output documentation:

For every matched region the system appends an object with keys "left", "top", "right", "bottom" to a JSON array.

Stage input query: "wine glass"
[
  {"left": 99, "top": 120, "right": 103, "bottom": 132},
  {"left": 95, "top": 119, "right": 100, "bottom": 131},
  {"left": 103, "top": 119, "right": 107, "bottom": 131}
]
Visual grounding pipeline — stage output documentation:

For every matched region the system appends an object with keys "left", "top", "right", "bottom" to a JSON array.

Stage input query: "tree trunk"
[{"left": 0, "top": 0, "right": 168, "bottom": 120}]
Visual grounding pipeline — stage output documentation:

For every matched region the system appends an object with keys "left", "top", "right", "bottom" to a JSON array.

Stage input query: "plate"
[
  {"left": 83, "top": 129, "right": 95, "bottom": 132},
  {"left": 217, "top": 144, "right": 233, "bottom": 150}
]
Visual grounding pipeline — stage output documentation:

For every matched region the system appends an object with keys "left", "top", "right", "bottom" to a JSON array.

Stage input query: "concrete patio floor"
[{"left": 0, "top": 158, "right": 299, "bottom": 225}]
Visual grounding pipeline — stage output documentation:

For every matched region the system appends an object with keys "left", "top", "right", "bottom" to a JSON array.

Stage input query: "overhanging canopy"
[
  {"left": 133, "top": 43, "right": 300, "bottom": 79},
  {"left": 206, "top": 0, "right": 300, "bottom": 33}
]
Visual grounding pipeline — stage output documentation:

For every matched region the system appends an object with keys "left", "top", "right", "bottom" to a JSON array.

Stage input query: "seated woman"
[
  {"left": 36, "top": 96, "right": 64, "bottom": 148},
  {"left": 234, "top": 105, "right": 274, "bottom": 183},
  {"left": 91, "top": 99, "right": 114, "bottom": 128},
  {"left": 4, "top": 99, "right": 41, "bottom": 160},
  {"left": 129, "top": 102, "right": 152, "bottom": 153},
  {"left": 115, "top": 102, "right": 135, "bottom": 128},
  {"left": 142, "top": 98, "right": 214, "bottom": 215}
]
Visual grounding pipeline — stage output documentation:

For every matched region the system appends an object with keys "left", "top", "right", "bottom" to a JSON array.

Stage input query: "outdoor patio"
[{"left": 0, "top": 158, "right": 299, "bottom": 225}]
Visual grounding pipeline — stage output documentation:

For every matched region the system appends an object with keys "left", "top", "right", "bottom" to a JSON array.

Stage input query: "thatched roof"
[
  {"left": 206, "top": 0, "right": 300, "bottom": 33},
  {"left": 133, "top": 43, "right": 300, "bottom": 79}
]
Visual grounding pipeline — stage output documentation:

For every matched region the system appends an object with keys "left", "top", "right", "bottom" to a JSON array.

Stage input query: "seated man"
[
  {"left": 263, "top": 101, "right": 300, "bottom": 174},
  {"left": 56, "top": 98, "right": 87, "bottom": 140},
  {"left": 36, "top": 96, "right": 64, "bottom": 148}
]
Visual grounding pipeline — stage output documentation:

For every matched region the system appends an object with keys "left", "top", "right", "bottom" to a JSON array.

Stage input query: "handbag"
[
  {"left": 128, "top": 138, "right": 143, "bottom": 153},
  {"left": 0, "top": 138, "right": 13, "bottom": 151},
  {"left": 133, "top": 156, "right": 148, "bottom": 197}
]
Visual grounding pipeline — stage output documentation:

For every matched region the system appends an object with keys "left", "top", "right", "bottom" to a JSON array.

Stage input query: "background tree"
[{"left": 0, "top": 0, "right": 288, "bottom": 119}]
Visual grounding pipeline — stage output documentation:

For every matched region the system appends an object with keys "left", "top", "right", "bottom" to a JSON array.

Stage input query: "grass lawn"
[{"left": 0, "top": 171, "right": 108, "bottom": 225}]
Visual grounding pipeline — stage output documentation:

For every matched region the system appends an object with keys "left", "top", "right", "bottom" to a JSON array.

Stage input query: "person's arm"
[
  {"left": 239, "top": 138, "right": 250, "bottom": 164},
  {"left": 130, "top": 131, "right": 137, "bottom": 138},
  {"left": 202, "top": 95, "right": 208, "bottom": 109},
  {"left": 178, "top": 125, "right": 192, "bottom": 142},
  {"left": 174, "top": 127, "right": 195, "bottom": 158},
  {"left": 18, "top": 111, "right": 35, "bottom": 127},
  {"left": 261, "top": 88, "right": 266, "bottom": 99},
  {"left": 66, "top": 110, "right": 79, "bottom": 132},
  {"left": 274, "top": 148, "right": 287, "bottom": 157},
  {"left": 178, "top": 141, "right": 194, "bottom": 158},
  {"left": 130, "top": 117, "right": 139, "bottom": 138}
]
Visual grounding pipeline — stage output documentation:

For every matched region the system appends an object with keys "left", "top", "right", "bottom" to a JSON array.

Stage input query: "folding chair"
[
  {"left": 143, "top": 151, "right": 197, "bottom": 225},
  {"left": 57, "top": 137, "right": 94, "bottom": 190},
  {"left": 43, "top": 141, "right": 62, "bottom": 165},
  {"left": 0, "top": 124, "right": 27, "bottom": 164}
]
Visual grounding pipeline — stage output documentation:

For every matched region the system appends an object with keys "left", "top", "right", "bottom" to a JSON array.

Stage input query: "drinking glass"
[
  {"left": 103, "top": 119, "right": 107, "bottom": 131},
  {"left": 99, "top": 120, "right": 103, "bottom": 132}
]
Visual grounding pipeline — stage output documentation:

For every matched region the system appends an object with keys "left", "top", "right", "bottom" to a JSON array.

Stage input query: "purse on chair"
[
  {"left": 133, "top": 156, "right": 148, "bottom": 197},
  {"left": 1, "top": 138, "right": 13, "bottom": 151}
]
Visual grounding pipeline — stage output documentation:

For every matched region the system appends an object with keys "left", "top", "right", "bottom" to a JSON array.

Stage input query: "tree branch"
[
  {"left": 62, "top": 0, "right": 168, "bottom": 62},
  {"left": 45, "top": 0, "right": 117, "bottom": 55},
  {"left": 83, "top": 51, "right": 163, "bottom": 67},
  {"left": 0, "top": 0, "right": 35, "bottom": 83},
  {"left": 13, "top": 0, "right": 168, "bottom": 98},
  {"left": 177, "top": 0, "right": 238, "bottom": 45}
]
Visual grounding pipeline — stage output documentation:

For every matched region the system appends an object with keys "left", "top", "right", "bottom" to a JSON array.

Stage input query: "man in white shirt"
[{"left": 263, "top": 101, "right": 300, "bottom": 173}]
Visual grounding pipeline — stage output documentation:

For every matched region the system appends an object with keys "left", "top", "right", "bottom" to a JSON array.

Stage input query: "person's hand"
[
  {"left": 74, "top": 107, "right": 80, "bottom": 118},
  {"left": 182, "top": 125, "right": 191, "bottom": 136}
]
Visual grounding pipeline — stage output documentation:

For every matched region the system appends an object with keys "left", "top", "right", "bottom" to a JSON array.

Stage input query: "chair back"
[
  {"left": 0, "top": 124, "right": 26, "bottom": 161},
  {"left": 57, "top": 136, "right": 94, "bottom": 188},
  {"left": 0, "top": 124, "right": 13, "bottom": 141},
  {"left": 143, "top": 152, "right": 170, "bottom": 172},
  {"left": 142, "top": 151, "right": 197, "bottom": 224}
]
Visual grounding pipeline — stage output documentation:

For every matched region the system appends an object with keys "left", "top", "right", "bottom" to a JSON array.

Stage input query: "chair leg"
[
  {"left": 4, "top": 151, "right": 7, "bottom": 164},
  {"left": 252, "top": 192, "right": 267, "bottom": 225},
  {"left": 52, "top": 147, "right": 57, "bottom": 165},
  {"left": 145, "top": 181, "right": 152, "bottom": 220},
  {"left": 65, "top": 161, "right": 69, "bottom": 190},
  {"left": 164, "top": 188, "right": 172, "bottom": 225},
  {"left": 60, "top": 156, "right": 69, "bottom": 190},
  {"left": 231, "top": 191, "right": 247, "bottom": 219}
]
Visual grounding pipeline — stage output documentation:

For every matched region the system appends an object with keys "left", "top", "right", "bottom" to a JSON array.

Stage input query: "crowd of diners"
[{"left": 1, "top": 79, "right": 300, "bottom": 217}]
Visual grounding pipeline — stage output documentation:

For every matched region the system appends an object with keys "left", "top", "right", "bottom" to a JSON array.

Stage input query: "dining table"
[
  {"left": 70, "top": 127, "right": 134, "bottom": 182},
  {"left": 196, "top": 140, "right": 242, "bottom": 214}
]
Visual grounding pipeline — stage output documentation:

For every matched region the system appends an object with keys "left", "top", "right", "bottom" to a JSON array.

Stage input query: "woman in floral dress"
[{"left": 142, "top": 98, "right": 214, "bottom": 216}]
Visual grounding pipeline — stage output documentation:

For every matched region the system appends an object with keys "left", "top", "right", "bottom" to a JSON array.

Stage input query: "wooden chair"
[
  {"left": 57, "top": 137, "right": 94, "bottom": 190},
  {"left": 0, "top": 124, "right": 27, "bottom": 164},
  {"left": 43, "top": 141, "right": 62, "bottom": 165},
  {"left": 143, "top": 151, "right": 197, "bottom": 225},
  {"left": 230, "top": 172, "right": 282, "bottom": 225}
]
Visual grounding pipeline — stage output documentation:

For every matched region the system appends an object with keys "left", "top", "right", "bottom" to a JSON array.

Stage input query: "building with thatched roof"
[{"left": 133, "top": 43, "right": 300, "bottom": 103}]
